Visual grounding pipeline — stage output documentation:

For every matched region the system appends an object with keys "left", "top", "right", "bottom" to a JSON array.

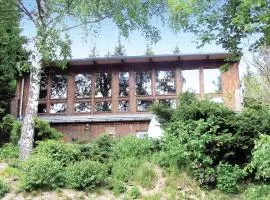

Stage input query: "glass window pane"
[
  {"left": 136, "top": 72, "right": 152, "bottom": 95},
  {"left": 210, "top": 97, "right": 223, "bottom": 103},
  {"left": 204, "top": 69, "right": 222, "bottom": 93},
  {"left": 51, "top": 75, "right": 68, "bottom": 99},
  {"left": 119, "top": 72, "right": 129, "bottom": 96},
  {"left": 137, "top": 100, "right": 154, "bottom": 111},
  {"left": 119, "top": 100, "right": 129, "bottom": 112},
  {"left": 156, "top": 70, "right": 176, "bottom": 95},
  {"left": 38, "top": 104, "right": 47, "bottom": 113},
  {"left": 182, "top": 69, "right": 199, "bottom": 93},
  {"left": 95, "top": 101, "right": 112, "bottom": 112},
  {"left": 50, "top": 103, "right": 67, "bottom": 113},
  {"left": 95, "top": 73, "right": 112, "bottom": 97},
  {"left": 74, "top": 102, "right": 91, "bottom": 113},
  {"left": 159, "top": 99, "right": 176, "bottom": 108},
  {"left": 75, "top": 74, "right": 91, "bottom": 98},
  {"left": 39, "top": 73, "right": 48, "bottom": 99}
]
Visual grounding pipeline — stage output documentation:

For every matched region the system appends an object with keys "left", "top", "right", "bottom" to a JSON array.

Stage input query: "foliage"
[
  {"left": 244, "top": 184, "right": 270, "bottom": 200},
  {"left": 113, "top": 36, "right": 126, "bottom": 56},
  {"left": 216, "top": 163, "right": 245, "bottom": 193},
  {"left": 151, "top": 102, "right": 174, "bottom": 124},
  {"left": 21, "top": 155, "right": 65, "bottom": 191},
  {"left": 34, "top": 118, "right": 63, "bottom": 141},
  {"left": 0, "top": 115, "right": 17, "bottom": 143},
  {"left": 112, "top": 136, "right": 154, "bottom": 160},
  {"left": 172, "top": 45, "right": 180, "bottom": 54},
  {"left": 35, "top": 140, "right": 81, "bottom": 166},
  {"left": 111, "top": 157, "right": 142, "bottom": 182},
  {"left": 65, "top": 160, "right": 108, "bottom": 191},
  {"left": 248, "top": 134, "right": 270, "bottom": 181},
  {"left": 0, "top": 143, "right": 19, "bottom": 160},
  {"left": 133, "top": 162, "right": 157, "bottom": 189},
  {"left": 145, "top": 44, "right": 154, "bottom": 55},
  {"left": 167, "top": 0, "right": 270, "bottom": 53},
  {"left": 111, "top": 180, "right": 126, "bottom": 196},
  {"left": 0, "top": 179, "right": 8, "bottom": 197},
  {"left": 128, "top": 186, "right": 141, "bottom": 199}
]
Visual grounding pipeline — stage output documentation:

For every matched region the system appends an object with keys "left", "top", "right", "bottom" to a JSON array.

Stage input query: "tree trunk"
[{"left": 19, "top": 51, "right": 42, "bottom": 160}]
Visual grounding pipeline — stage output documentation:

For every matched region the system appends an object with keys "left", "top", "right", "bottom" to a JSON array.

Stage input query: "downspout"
[{"left": 19, "top": 77, "right": 25, "bottom": 121}]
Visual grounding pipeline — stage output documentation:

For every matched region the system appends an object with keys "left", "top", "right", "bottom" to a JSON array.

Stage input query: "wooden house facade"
[{"left": 11, "top": 53, "right": 241, "bottom": 141}]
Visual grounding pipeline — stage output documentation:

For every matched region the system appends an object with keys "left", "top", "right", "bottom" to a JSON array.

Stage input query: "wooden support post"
[
  {"left": 199, "top": 66, "right": 204, "bottom": 98},
  {"left": 129, "top": 70, "right": 136, "bottom": 113},
  {"left": 67, "top": 71, "right": 74, "bottom": 114},
  {"left": 46, "top": 73, "right": 52, "bottom": 113},
  {"left": 112, "top": 69, "right": 118, "bottom": 113}
]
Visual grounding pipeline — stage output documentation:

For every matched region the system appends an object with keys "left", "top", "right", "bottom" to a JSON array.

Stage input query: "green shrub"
[
  {"left": 78, "top": 135, "right": 115, "bottom": 162},
  {"left": 0, "top": 114, "right": 16, "bottom": 143},
  {"left": 128, "top": 186, "right": 141, "bottom": 199},
  {"left": 0, "top": 143, "right": 18, "bottom": 160},
  {"left": 244, "top": 184, "right": 270, "bottom": 200},
  {"left": 21, "top": 155, "right": 64, "bottom": 191},
  {"left": 111, "top": 157, "right": 142, "bottom": 182},
  {"left": 151, "top": 102, "right": 174, "bottom": 124},
  {"left": 249, "top": 134, "right": 270, "bottom": 181},
  {"left": 216, "top": 163, "right": 245, "bottom": 193},
  {"left": 133, "top": 162, "right": 157, "bottom": 189},
  {"left": 35, "top": 140, "right": 81, "bottom": 166},
  {"left": 0, "top": 179, "right": 8, "bottom": 197},
  {"left": 65, "top": 160, "right": 108, "bottom": 190},
  {"left": 111, "top": 180, "right": 126, "bottom": 196},
  {"left": 112, "top": 136, "right": 154, "bottom": 159}
]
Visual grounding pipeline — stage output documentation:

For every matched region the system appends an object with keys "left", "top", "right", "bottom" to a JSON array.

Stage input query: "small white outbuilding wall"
[{"left": 148, "top": 115, "right": 164, "bottom": 139}]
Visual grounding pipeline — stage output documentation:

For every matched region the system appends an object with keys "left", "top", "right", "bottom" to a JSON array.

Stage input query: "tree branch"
[{"left": 15, "top": 0, "right": 35, "bottom": 23}]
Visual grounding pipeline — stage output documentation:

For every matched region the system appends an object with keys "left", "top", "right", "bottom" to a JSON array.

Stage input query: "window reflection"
[
  {"left": 75, "top": 74, "right": 91, "bottom": 98},
  {"left": 95, "top": 101, "right": 112, "bottom": 112},
  {"left": 74, "top": 102, "right": 91, "bottom": 112},
  {"left": 182, "top": 69, "right": 199, "bottom": 93},
  {"left": 119, "top": 100, "right": 129, "bottom": 112},
  {"left": 39, "top": 73, "right": 48, "bottom": 99},
  {"left": 210, "top": 97, "right": 223, "bottom": 103},
  {"left": 119, "top": 72, "right": 129, "bottom": 96},
  {"left": 204, "top": 69, "right": 222, "bottom": 93},
  {"left": 136, "top": 72, "right": 152, "bottom": 95},
  {"left": 95, "top": 73, "right": 112, "bottom": 97},
  {"left": 51, "top": 75, "right": 68, "bottom": 99},
  {"left": 38, "top": 104, "right": 47, "bottom": 113},
  {"left": 50, "top": 103, "right": 66, "bottom": 113},
  {"left": 159, "top": 99, "right": 176, "bottom": 108},
  {"left": 156, "top": 70, "right": 176, "bottom": 95},
  {"left": 137, "top": 100, "right": 153, "bottom": 111}
]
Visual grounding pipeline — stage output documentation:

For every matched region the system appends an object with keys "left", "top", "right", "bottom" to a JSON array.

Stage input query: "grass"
[{"left": 133, "top": 162, "right": 157, "bottom": 189}]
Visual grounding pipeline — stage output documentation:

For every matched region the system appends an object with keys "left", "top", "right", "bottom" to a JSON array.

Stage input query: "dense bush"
[
  {"left": 151, "top": 102, "right": 174, "bottom": 124},
  {"left": 244, "top": 185, "right": 270, "bottom": 200},
  {"left": 78, "top": 135, "right": 115, "bottom": 162},
  {"left": 111, "top": 157, "right": 142, "bottom": 182},
  {"left": 0, "top": 179, "right": 8, "bottom": 197},
  {"left": 248, "top": 134, "right": 270, "bottom": 181},
  {"left": 153, "top": 92, "right": 270, "bottom": 188},
  {"left": 0, "top": 143, "right": 18, "bottom": 160},
  {"left": 112, "top": 136, "right": 154, "bottom": 159},
  {"left": 21, "top": 155, "right": 64, "bottom": 191},
  {"left": 216, "top": 163, "right": 245, "bottom": 193},
  {"left": 65, "top": 160, "right": 108, "bottom": 190},
  {"left": 128, "top": 186, "right": 141, "bottom": 199},
  {"left": 0, "top": 114, "right": 16, "bottom": 143},
  {"left": 35, "top": 140, "right": 81, "bottom": 166},
  {"left": 110, "top": 179, "right": 126, "bottom": 196}
]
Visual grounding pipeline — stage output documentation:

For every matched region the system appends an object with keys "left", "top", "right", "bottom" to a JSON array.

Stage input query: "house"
[{"left": 11, "top": 53, "right": 241, "bottom": 141}]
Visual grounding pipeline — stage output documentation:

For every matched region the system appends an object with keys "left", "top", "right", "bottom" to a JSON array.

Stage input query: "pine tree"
[
  {"left": 113, "top": 36, "right": 126, "bottom": 56},
  {"left": 173, "top": 46, "right": 180, "bottom": 54},
  {"left": 145, "top": 44, "right": 154, "bottom": 55},
  {"left": 89, "top": 44, "right": 99, "bottom": 57}
]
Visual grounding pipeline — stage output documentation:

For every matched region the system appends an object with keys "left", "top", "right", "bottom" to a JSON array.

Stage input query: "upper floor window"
[
  {"left": 156, "top": 70, "right": 176, "bottom": 95},
  {"left": 119, "top": 72, "right": 129, "bottom": 96},
  {"left": 182, "top": 69, "right": 199, "bottom": 93},
  {"left": 39, "top": 73, "right": 48, "bottom": 99},
  {"left": 95, "top": 72, "right": 112, "bottom": 98},
  {"left": 136, "top": 72, "right": 152, "bottom": 95},
  {"left": 75, "top": 73, "right": 92, "bottom": 98},
  {"left": 51, "top": 74, "right": 68, "bottom": 99},
  {"left": 204, "top": 68, "right": 222, "bottom": 93}
]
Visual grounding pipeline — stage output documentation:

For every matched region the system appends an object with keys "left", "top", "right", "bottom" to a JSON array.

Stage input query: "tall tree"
[
  {"left": 15, "top": 0, "right": 164, "bottom": 159},
  {"left": 167, "top": 0, "right": 270, "bottom": 54},
  {"left": 89, "top": 43, "right": 99, "bottom": 58},
  {"left": 0, "top": 0, "right": 28, "bottom": 118},
  {"left": 145, "top": 44, "right": 154, "bottom": 55},
  {"left": 113, "top": 36, "right": 126, "bottom": 56}
]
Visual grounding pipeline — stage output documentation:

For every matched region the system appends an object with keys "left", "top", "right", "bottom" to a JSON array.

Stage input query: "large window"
[
  {"left": 50, "top": 103, "right": 67, "bottom": 113},
  {"left": 136, "top": 72, "right": 152, "bottom": 95},
  {"left": 95, "top": 72, "right": 112, "bottom": 98},
  {"left": 119, "top": 72, "right": 129, "bottom": 96},
  {"left": 39, "top": 73, "right": 48, "bottom": 99},
  {"left": 204, "top": 68, "right": 222, "bottom": 93},
  {"left": 74, "top": 102, "right": 91, "bottom": 113},
  {"left": 75, "top": 74, "right": 91, "bottom": 98},
  {"left": 137, "top": 100, "right": 154, "bottom": 111},
  {"left": 51, "top": 75, "right": 68, "bottom": 99},
  {"left": 95, "top": 101, "right": 112, "bottom": 112},
  {"left": 156, "top": 70, "right": 176, "bottom": 95},
  {"left": 182, "top": 69, "right": 199, "bottom": 93}
]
